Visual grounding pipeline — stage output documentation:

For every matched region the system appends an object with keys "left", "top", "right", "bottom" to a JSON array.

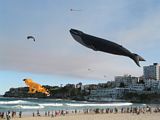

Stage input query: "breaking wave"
[
  {"left": 66, "top": 102, "right": 133, "bottom": 107},
  {"left": 39, "top": 103, "right": 63, "bottom": 107},
  {"left": 13, "top": 105, "right": 44, "bottom": 109},
  {"left": 0, "top": 100, "right": 30, "bottom": 105}
]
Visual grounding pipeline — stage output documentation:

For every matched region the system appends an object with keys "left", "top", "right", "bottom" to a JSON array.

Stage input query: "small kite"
[
  {"left": 27, "top": 36, "right": 35, "bottom": 42},
  {"left": 23, "top": 79, "right": 50, "bottom": 96},
  {"left": 70, "top": 29, "right": 145, "bottom": 67},
  {"left": 70, "top": 9, "right": 82, "bottom": 11}
]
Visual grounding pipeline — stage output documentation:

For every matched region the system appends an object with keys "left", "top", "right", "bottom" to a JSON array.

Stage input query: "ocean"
[{"left": 0, "top": 97, "right": 146, "bottom": 114}]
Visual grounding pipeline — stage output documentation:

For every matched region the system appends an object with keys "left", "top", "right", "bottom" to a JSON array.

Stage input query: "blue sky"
[{"left": 1, "top": 0, "right": 160, "bottom": 94}]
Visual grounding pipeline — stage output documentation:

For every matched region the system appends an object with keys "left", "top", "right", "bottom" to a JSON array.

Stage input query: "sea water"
[{"left": 0, "top": 97, "right": 146, "bottom": 114}]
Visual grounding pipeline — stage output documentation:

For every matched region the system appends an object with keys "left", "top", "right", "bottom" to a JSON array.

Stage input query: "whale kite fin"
[{"left": 132, "top": 54, "right": 145, "bottom": 67}]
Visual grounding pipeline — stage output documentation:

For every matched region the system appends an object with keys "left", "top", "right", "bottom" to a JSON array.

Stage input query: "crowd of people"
[
  {"left": 0, "top": 111, "right": 22, "bottom": 120},
  {"left": 35, "top": 109, "right": 68, "bottom": 117},
  {"left": 83, "top": 106, "right": 153, "bottom": 115},
  {"left": 0, "top": 106, "right": 160, "bottom": 119}
]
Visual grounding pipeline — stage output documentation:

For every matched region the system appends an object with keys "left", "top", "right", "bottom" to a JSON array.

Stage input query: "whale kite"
[{"left": 70, "top": 29, "right": 145, "bottom": 67}]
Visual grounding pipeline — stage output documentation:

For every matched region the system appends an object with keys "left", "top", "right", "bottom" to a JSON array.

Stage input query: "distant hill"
[{"left": 3, "top": 85, "right": 86, "bottom": 100}]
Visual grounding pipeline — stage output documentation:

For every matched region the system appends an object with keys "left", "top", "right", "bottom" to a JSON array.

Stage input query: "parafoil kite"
[{"left": 27, "top": 36, "right": 35, "bottom": 42}]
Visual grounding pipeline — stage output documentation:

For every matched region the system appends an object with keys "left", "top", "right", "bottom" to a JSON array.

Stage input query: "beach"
[
  {"left": 11, "top": 113, "right": 160, "bottom": 120},
  {"left": 1, "top": 97, "right": 160, "bottom": 120},
  {"left": 1, "top": 106, "right": 160, "bottom": 120}
]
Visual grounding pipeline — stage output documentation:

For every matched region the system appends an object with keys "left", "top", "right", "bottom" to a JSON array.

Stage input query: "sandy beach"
[
  {"left": 10, "top": 113, "right": 160, "bottom": 120},
  {"left": 1, "top": 105, "right": 160, "bottom": 120}
]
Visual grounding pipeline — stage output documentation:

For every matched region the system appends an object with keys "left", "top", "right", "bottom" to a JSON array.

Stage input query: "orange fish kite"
[{"left": 23, "top": 78, "right": 50, "bottom": 96}]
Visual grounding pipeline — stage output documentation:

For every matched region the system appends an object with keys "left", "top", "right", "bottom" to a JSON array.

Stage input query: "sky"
[{"left": 1, "top": 0, "right": 160, "bottom": 95}]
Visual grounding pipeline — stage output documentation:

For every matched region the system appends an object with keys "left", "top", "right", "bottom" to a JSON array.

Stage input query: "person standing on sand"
[
  {"left": 45, "top": 111, "right": 47, "bottom": 116},
  {"left": 19, "top": 111, "right": 22, "bottom": 118},
  {"left": 6, "top": 111, "right": 11, "bottom": 120},
  {"left": 33, "top": 112, "right": 35, "bottom": 117},
  {"left": 37, "top": 110, "right": 41, "bottom": 116},
  {"left": 48, "top": 111, "right": 50, "bottom": 116},
  {"left": 51, "top": 111, "right": 54, "bottom": 118}
]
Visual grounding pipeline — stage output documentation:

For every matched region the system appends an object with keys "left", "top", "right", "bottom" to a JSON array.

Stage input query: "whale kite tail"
[{"left": 132, "top": 53, "right": 145, "bottom": 67}]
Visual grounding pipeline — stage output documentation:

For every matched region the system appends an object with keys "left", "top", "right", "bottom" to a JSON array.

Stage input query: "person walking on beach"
[
  {"left": 0, "top": 112, "right": 4, "bottom": 119},
  {"left": 6, "top": 111, "right": 11, "bottom": 120},
  {"left": 19, "top": 111, "right": 22, "bottom": 118},
  {"left": 48, "top": 111, "right": 50, "bottom": 116},
  {"left": 11, "top": 111, "right": 16, "bottom": 118},
  {"left": 37, "top": 110, "right": 41, "bottom": 116},
  {"left": 45, "top": 111, "right": 47, "bottom": 117},
  {"left": 33, "top": 112, "right": 35, "bottom": 117},
  {"left": 51, "top": 111, "right": 54, "bottom": 118}
]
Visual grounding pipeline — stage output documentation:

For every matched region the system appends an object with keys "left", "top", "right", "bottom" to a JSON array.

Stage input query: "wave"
[
  {"left": 24, "top": 98, "right": 38, "bottom": 100},
  {"left": 0, "top": 100, "right": 30, "bottom": 105},
  {"left": 66, "top": 102, "right": 133, "bottom": 107},
  {"left": 39, "top": 103, "right": 63, "bottom": 107},
  {"left": 13, "top": 105, "right": 44, "bottom": 109}
]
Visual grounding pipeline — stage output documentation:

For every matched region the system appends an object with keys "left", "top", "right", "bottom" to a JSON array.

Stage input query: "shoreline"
[
  {"left": 1, "top": 96, "right": 160, "bottom": 104},
  {"left": 10, "top": 113, "right": 160, "bottom": 120},
  {"left": 1, "top": 106, "right": 160, "bottom": 120}
]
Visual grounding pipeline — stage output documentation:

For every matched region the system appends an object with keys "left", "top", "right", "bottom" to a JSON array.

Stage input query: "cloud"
[
  {"left": 1, "top": 0, "right": 159, "bottom": 81},
  {"left": 116, "top": 6, "right": 160, "bottom": 48}
]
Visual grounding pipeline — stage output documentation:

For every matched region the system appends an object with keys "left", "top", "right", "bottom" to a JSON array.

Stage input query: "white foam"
[
  {"left": 39, "top": 103, "right": 63, "bottom": 107},
  {"left": 0, "top": 100, "right": 29, "bottom": 104},
  {"left": 66, "top": 102, "right": 133, "bottom": 107},
  {"left": 14, "top": 105, "right": 44, "bottom": 109}
]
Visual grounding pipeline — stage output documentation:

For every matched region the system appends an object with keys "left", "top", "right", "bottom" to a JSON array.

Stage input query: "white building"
[
  {"left": 89, "top": 88, "right": 129, "bottom": 100},
  {"left": 115, "top": 75, "right": 139, "bottom": 87},
  {"left": 144, "top": 79, "right": 160, "bottom": 90},
  {"left": 143, "top": 63, "right": 160, "bottom": 80},
  {"left": 129, "top": 83, "right": 145, "bottom": 92}
]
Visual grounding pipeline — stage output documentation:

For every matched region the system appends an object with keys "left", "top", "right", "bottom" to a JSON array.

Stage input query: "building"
[
  {"left": 144, "top": 79, "right": 160, "bottom": 90},
  {"left": 129, "top": 83, "right": 145, "bottom": 92},
  {"left": 83, "top": 84, "right": 98, "bottom": 90},
  {"left": 143, "top": 63, "right": 160, "bottom": 80},
  {"left": 115, "top": 75, "right": 139, "bottom": 87},
  {"left": 65, "top": 84, "right": 75, "bottom": 88},
  {"left": 76, "top": 82, "right": 82, "bottom": 89},
  {"left": 89, "top": 88, "right": 129, "bottom": 101},
  {"left": 81, "top": 84, "right": 99, "bottom": 93}
]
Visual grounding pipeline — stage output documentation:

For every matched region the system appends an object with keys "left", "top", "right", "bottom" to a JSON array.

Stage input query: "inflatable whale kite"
[{"left": 70, "top": 29, "right": 145, "bottom": 67}]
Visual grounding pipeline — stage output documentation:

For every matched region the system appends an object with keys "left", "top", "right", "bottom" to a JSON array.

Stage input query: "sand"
[{"left": 12, "top": 113, "right": 160, "bottom": 120}]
